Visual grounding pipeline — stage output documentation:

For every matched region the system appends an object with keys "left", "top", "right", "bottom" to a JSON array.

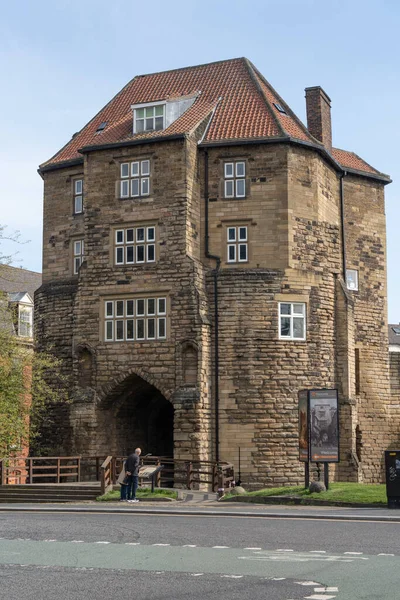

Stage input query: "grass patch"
[
  {"left": 97, "top": 488, "right": 178, "bottom": 502},
  {"left": 222, "top": 482, "right": 387, "bottom": 505}
]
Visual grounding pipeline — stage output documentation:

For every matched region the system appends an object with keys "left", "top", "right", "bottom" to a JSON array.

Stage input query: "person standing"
[
  {"left": 117, "top": 459, "right": 130, "bottom": 502},
  {"left": 125, "top": 448, "right": 141, "bottom": 503}
]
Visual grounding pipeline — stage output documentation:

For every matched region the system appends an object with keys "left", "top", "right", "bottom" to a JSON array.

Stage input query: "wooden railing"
[
  {"left": 100, "top": 456, "right": 113, "bottom": 495},
  {"left": 0, "top": 456, "right": 81, "bottom": 485},
  {"left": 105, "top": 456, "right": 235, "bottom": 492},
  {"left": 1, "top": 455, "right": 235, "bottom": 493}
]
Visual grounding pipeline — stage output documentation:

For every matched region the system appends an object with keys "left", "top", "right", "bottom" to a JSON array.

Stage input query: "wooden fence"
[{"left": 0, "top": 455, "right": 235, "bottom": 493}]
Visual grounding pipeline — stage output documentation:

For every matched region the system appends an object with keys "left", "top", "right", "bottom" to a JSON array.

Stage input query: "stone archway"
[{"left": 101, "top": 373, "right": 174, "bottom": 458}]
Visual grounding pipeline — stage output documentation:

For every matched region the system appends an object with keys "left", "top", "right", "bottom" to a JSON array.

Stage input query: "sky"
[{"left": 0, "top": 0, "right": 399, "bottom": 321}]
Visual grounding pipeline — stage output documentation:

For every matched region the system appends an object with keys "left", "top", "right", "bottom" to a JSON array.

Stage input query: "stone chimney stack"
[{"left": 305, "top": 86, "right": 332, "bottom": 152}]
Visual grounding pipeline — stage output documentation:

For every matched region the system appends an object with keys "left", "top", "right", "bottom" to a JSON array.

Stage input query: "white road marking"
[
  {"left": 271, "top": 577, "right": 286, "bottom": 580},
  {"left": 244, "top": 547, "right": 262, "bottom": 550},
  {"left": 71, "top": 540, "right": 84, "bottom": 543},
  {"left": 305, "top": 596, "right": 337, "bottom": 600},
  {"left": 152, "top": 543, "right": 170, "bottom": 546},
  {"left": 95, "top": 541, "right": 110, "bottom": 544},
  {"left": 276, "top": 548, "right": 294, "bottom": 552},
  {"left": 155, "top": 571, "right": 165, "bottom": 574},
  {"left": 344, "top": 551, "right": 363, "bottom": 555},
  {"left": 295, "top": 581, "right": 326, "bottom": 586},
  {"left": 125, "top": 542, "right": 140, "bottom": 546},
  {"left": 43, "top": 539, "right": 57, "bottom": 542},
  {"left": 221, "top": 574, "right": 243, "bottom": 579},
  {"left": 378, "top": 553, "right": 394, "bottom": 556},
  {"left": 314, "top": 588, "right": 338, "bottom": 593},
  {"left": 212, "top": 545, "right": 230, "bottom": 548},
  {"left": 309, "top": 550, "right": 326, "bottom": 554},
  {"left": 183, "top": 544, "right": 197, "bottom": 547},
  {"left": 190, "top": 573, "right": 204, "bottom": 576},
  {"left": 305, "top": 594, "right": 337, "bottom": 600}
]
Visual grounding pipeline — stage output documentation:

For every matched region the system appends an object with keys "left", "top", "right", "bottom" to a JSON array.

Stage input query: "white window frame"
[
  {"left": 224, "top": 161, "right": 246, "bottom": 199},
  {"left": 104, "top": 297, "right": 167, "bottom": 342},
  {"left": 227, "top": 226, "right": 248, "bottom": 263},
  {"left": 114, "top": 225, "right": 156, "bottom": 266},
  {"left": 73, "top": 239, "right": 84, "bottom": 275},
  {"left": 18, "top": 303, "right": 33, "bottom": 338},
  {"left": 279, "top": 302, "right": 306, "bottom": 341},
  {"left": 120, "top": 160, "right": 150, "bottom": 198},
  {"left": 74, "top": 179, "right": 83, "bottom": 214},
  {"left": 132, "top": 102, "right": 166, "bottom": 134},
  {"left": 346, "top": 269, "right": 359, "bottom": 291}
]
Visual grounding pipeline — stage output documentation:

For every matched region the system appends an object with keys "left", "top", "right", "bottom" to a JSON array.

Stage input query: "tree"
[{"left": 0, "top": 226, "right": 68, "bottom": 457}]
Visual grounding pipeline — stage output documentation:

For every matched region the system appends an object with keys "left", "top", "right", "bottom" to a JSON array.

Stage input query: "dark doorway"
[{"left": 112, "top": 375, "right": 174, "bottom": 458}]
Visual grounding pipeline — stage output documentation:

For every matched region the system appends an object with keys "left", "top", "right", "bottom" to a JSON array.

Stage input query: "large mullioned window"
[
  {"left": 104, "top": 297, "right": 167, "bottom": 342},
  {"left": 114, "top": 225, "right": 156, "bottom": 265},
  {"left": 120, "top": 160, "right": 150, "bottom": 198}
]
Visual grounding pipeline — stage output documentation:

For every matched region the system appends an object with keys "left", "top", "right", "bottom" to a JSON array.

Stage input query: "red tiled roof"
[
  {"left": 331, "top": 148, "right": 382, "bottom": 176},
  {"left": 40, "top": 58, "right": 388, "bottom": 181}
]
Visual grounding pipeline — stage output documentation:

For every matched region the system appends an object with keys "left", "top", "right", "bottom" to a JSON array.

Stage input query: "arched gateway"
[{"left": 99, "top": 373, "right": 174, "bottom": 458}]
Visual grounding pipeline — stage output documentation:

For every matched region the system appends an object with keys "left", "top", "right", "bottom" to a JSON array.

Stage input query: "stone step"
[{"left": 0, "top": 484, "right": 100, "bottom": 503}]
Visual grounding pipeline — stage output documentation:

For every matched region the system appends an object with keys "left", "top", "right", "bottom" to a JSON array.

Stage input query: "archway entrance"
[{"left": 105, "top": 374, "right": 174, "bottom": 458}]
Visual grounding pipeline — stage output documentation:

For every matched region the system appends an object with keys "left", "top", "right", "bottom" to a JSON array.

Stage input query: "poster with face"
[
  {"left": 298, "top": 390, "right": 309, "bottom": 462},
  {"left": 309, "top": 389, "right": 339, "bottom": 463}
]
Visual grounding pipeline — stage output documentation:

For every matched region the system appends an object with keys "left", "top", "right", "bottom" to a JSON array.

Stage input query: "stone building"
[{"left": 37, "top": 57, "right": 394, "bottom": 487}]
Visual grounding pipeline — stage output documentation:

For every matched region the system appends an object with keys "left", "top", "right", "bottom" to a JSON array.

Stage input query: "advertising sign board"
[{"left": 309, "top": 389, "right": 339, "bottom": 463}]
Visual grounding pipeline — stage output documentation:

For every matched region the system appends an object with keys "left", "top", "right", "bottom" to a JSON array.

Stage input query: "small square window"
[
  {"left": 116, "top": 230, "right": 124, "bottom": 244},
  {"left": 105, "top": 301, "right": 114, "bottom": 317},
  {"left": 279, "top": 302, "right": 306, "bottom": 340},
  {"left": 121, "top": 163, "right": 129, "bottom": 178},
  {"left": 346, "top": 269, "right": 359, "bottom": 291}
]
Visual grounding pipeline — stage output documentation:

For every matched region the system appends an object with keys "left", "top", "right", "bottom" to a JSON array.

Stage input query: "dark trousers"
[
  {"left": 132, "top": 475, "right": 139, "bottom": 499},
  {"left": 120, "top": 483, "right": 129, "bottom": 500},
  {"left": 124, "top": 474, "right": 138, "bottom": 499}
]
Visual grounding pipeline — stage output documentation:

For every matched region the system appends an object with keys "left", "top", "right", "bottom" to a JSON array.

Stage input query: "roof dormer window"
[{"left": 134, "top": 103, "right": 165, "bottom": 133}]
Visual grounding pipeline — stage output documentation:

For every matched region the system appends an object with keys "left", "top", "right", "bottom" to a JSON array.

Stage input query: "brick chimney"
[{"left": 305, "top": 86, "right": 332, "bottom": 152}]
